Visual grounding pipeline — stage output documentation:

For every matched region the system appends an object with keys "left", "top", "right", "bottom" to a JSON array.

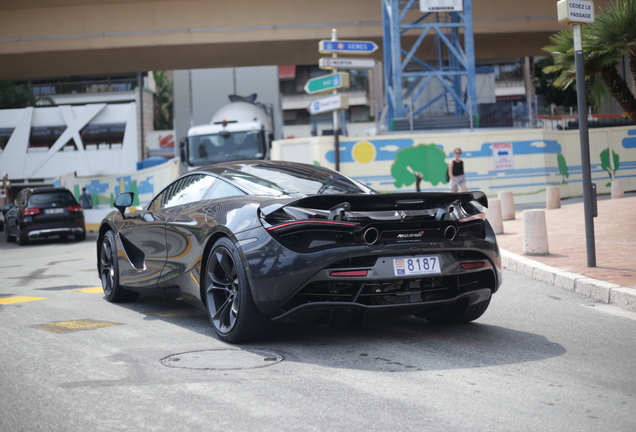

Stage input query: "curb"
[{"left": 501, "top": 249, "right": 636, "bottom": 313}]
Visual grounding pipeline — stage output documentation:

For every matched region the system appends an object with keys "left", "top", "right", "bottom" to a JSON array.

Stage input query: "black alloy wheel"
[
  {"left": 99, "top": 230, "right": 139, "bottom": 302},
  {"left": 5, "top": 224, "right": 14, "bottom": 242},
  {"left": 16, "top": 225, "right": 28, "bottom": 245},
  {"left": 204, "top": 237, "right": 270, "bottom": 343}
]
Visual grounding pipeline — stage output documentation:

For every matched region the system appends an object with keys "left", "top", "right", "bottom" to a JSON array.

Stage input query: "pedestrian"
[
  {"left": 448, "top": 148, "right": 468, "bottom": 192},
  {"left": 80, "top": 187, "right": 93, "bottom": 209}
]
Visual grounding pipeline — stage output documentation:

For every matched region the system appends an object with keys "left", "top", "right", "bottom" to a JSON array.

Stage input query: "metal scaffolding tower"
[{"left": 381, "top": 0, "right": 477, "bottom": 131}]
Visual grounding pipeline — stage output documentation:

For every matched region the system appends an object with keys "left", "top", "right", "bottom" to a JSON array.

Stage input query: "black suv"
[{"left": 4, "top": 187, "right": 86, "bottom": 245}]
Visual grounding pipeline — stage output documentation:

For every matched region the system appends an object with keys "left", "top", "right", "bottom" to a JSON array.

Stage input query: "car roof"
[{"left": 26, "top": 187, "right": 72, "bottom": 194}]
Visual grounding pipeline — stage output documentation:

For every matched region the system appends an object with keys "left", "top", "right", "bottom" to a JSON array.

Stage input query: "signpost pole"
[
  {"left": 557, "top": 0, "right": 596, "bottom": 267},
  {"left": 331, "top": 28, "right": 340, "bottom": 172},
  {"left": 573, "top": 24, "right": 596, "bottom": 267},
  {"left": 309, "top": 30, "right": 377, "bottom": 172}
]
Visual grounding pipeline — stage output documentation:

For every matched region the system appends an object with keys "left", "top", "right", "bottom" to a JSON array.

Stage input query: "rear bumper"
[
  {"left": 271, "top": 288, "right": 492, "bottom": 325},
  {"left": 27, "top": 226, "right": 84, "bottom": 238}
]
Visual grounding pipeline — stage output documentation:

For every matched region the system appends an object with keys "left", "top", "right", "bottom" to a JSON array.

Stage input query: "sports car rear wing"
[{"left": 260, "top": 191, "right": 488, "bottom": 222}]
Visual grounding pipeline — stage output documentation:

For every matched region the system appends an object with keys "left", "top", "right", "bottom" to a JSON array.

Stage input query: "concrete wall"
[
  {"left": 56, "top": 159, "right": 181, "bottom": 232},
  {"left": 272, "top": 126, "right": 636, "bottom": 205}
]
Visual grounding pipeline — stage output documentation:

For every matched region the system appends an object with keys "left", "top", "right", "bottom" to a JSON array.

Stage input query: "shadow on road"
[{"left": 108, "top": 294, "right": 565, "bottom": 373}]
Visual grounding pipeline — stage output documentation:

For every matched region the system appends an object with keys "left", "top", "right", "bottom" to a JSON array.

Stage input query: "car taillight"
[
  {"left": 330, "top": 270, "right": 369, "bottom": 277},
  {"left": 22, "top": 208, "right": 41, "bottom": 216},
  {"left": 68, "top": 205, "right": 83, "bottom": 212},
  {"left": 458, "top": 212, "right": 486, "bottom": 223},
  {"left": 266, "top": 220, "right": 357, "bottom": 232}
]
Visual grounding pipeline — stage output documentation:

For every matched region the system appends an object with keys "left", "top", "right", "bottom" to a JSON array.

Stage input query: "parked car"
[
  {"left": 4, "top": 187, "right": 86, "bottom": 245},
  {"left": 97, "top": 161, "right": 502, "bottom": 343},
  {"left": 0, "top": 209, "right": 4, "bottom": 232}
]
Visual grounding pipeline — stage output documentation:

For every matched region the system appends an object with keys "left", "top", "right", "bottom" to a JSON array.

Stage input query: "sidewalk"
[{"left": 495, "top": 195, "right": 636, "bottom": 312}]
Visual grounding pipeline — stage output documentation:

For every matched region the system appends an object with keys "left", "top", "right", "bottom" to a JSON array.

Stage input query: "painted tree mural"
[
  {"left": 391, "top": 144, "right": 448, "bottom": 189},
  {"left": 600, "top": 148, "right": 620, "bottom": 185},
  {"left": 557, "top": 153, "right": 569, "bottom": 184}
]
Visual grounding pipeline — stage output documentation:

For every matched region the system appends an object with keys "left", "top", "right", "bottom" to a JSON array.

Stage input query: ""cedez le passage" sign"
[{"left": 557, "top": 0, "right": 595, "bottom": 25}]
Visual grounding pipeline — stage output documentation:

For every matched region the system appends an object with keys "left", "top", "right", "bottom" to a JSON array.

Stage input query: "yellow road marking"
[
  {"left": 69, "top": 287, "right": 104, "bottom": 293},
  {"left": 0, "top": 296, "right": 47, "bottom": 305},
  {"left": 31, "top": 319, "right": 120, "bottom": 333},
  {"left": 146, "top": 308, "right": 206, "bottom": 319}
]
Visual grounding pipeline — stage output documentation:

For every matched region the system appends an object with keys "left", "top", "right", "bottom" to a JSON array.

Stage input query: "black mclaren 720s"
[{"left": 97, "top": 160, "right": 501, "bottom": 343}]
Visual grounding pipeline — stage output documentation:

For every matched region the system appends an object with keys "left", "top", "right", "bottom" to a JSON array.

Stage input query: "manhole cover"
[{"left": 161, "top": 348, "right": 284, "bottom": 370}]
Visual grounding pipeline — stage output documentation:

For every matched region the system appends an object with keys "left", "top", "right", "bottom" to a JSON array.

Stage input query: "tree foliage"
[
  {"left": 153, "top": 71, "right": 173, "bottom": 131},
  {"left": 391, "top": 144, "right": 448, "bottom": 188},
  {"left": 542, "top": 0, "right": 636, "bottom": 122},
  {"left": 0, "top": 81, "right": 54, "bottom": 109}
]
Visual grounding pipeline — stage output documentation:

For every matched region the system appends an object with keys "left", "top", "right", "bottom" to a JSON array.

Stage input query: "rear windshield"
[{"left": 28, "top": 191, "right": 77, "bottom": 207}]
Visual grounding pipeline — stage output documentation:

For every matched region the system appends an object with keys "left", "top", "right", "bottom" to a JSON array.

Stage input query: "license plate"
[
  {"left": 393, "top": 256, "right": 441, "bottom": 276},
  {"left": 45, "top": 208, "right": 64, "bottom": 214}
]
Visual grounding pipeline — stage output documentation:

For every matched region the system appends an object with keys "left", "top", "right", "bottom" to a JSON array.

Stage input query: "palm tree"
[
  {"left": 542, "top": 0, "right": 636, "bottom": 122},
  {"left": 152, "top": 71, "right": 173, "bottom": 130}
]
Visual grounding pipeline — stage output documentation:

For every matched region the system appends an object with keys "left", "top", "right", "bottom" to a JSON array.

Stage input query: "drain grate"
[{"left": 161, "top": 348, "right": 284, "bottom": 370}]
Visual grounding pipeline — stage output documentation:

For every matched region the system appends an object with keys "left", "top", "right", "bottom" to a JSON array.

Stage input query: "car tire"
[
  {"left": 203, "top": 237, "right": 271, "bottom": 344},
  {"left": 5, "top": 225, "right": 15, "bottom": 243},
  {"left": 16, "top": 225, "right": 28, "bottom": 246},
  {"left": 99, "top": 230, "right": 139, "bottom": 302},
  {"left": 426, "top": 297, "right": 491, "bottom": 325}
]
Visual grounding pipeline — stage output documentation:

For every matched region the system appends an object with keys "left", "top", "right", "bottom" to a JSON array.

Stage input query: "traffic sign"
[
  {"left": 557, "top": 0, "right": 595, "bottom": 25},
  {"left": 319, "top": 57, "right": 377, "bottom": 70},
  {"left": 318, "top": 40, "right": 378, "bottom": 55},
  {"left": 307, "top": 94, "right": 349, "bottom": 115},
  {"left": 303, "top": 72, "right": 350, "bottom": 95}
]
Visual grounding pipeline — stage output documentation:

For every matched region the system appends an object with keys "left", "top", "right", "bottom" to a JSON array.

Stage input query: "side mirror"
[
  {"left": 114, "top": 192, "right": 134, "bottom": 218},
  {"left": 179, "top": 137, "right": 188, "bottom": 161}
]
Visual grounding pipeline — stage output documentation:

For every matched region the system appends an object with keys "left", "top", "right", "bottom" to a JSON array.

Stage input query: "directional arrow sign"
[
  {"left": 319, "top": 57, "right": 378, "bottom": 70},
  {"left": 303, "top": 72, "right": 350, "bottom": 95},
  {"left": 307, "top": 94, "right": 349, "bottom": 115},
  {"left": 318, "top": 40, "right": 378, "bottom": 55}
]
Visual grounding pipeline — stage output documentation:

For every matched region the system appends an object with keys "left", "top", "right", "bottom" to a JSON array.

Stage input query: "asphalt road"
[{"left": 1, "top": 233, "right": 635, "bottom": 432}]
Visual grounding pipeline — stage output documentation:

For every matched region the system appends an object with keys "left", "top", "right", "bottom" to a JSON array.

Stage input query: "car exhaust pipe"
[
  {"left": 363, "top": 227, "right": 380, "bottom": 245},
  {"left": 444, "top": 225, "right": 457, "bottom": 241}
]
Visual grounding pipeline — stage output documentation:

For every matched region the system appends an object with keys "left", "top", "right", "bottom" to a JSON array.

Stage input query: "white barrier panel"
[
  {"left": 56, "top": 159, "right": 181, "bottom": 233},
  {"left": 272, "top": 126, "right": 636, "bottom": 205}
]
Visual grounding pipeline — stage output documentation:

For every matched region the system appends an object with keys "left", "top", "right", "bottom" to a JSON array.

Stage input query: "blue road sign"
[{"left": 319, "top": 40, "right": 378, "bottom": 55}]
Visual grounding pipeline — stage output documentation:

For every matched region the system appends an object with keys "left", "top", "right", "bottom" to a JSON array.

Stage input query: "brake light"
[
  {"left": 22, "top": 208, "right": 41, "bottom": 216},
  {"left": 330, "top": 270, "right": 369, "bottom": 277},
  {"left": 68, "top": 205, "right": 83, "bottom": 212},
  {"left": 461, "top": 262, "right": 485, "bottom": 269}
]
